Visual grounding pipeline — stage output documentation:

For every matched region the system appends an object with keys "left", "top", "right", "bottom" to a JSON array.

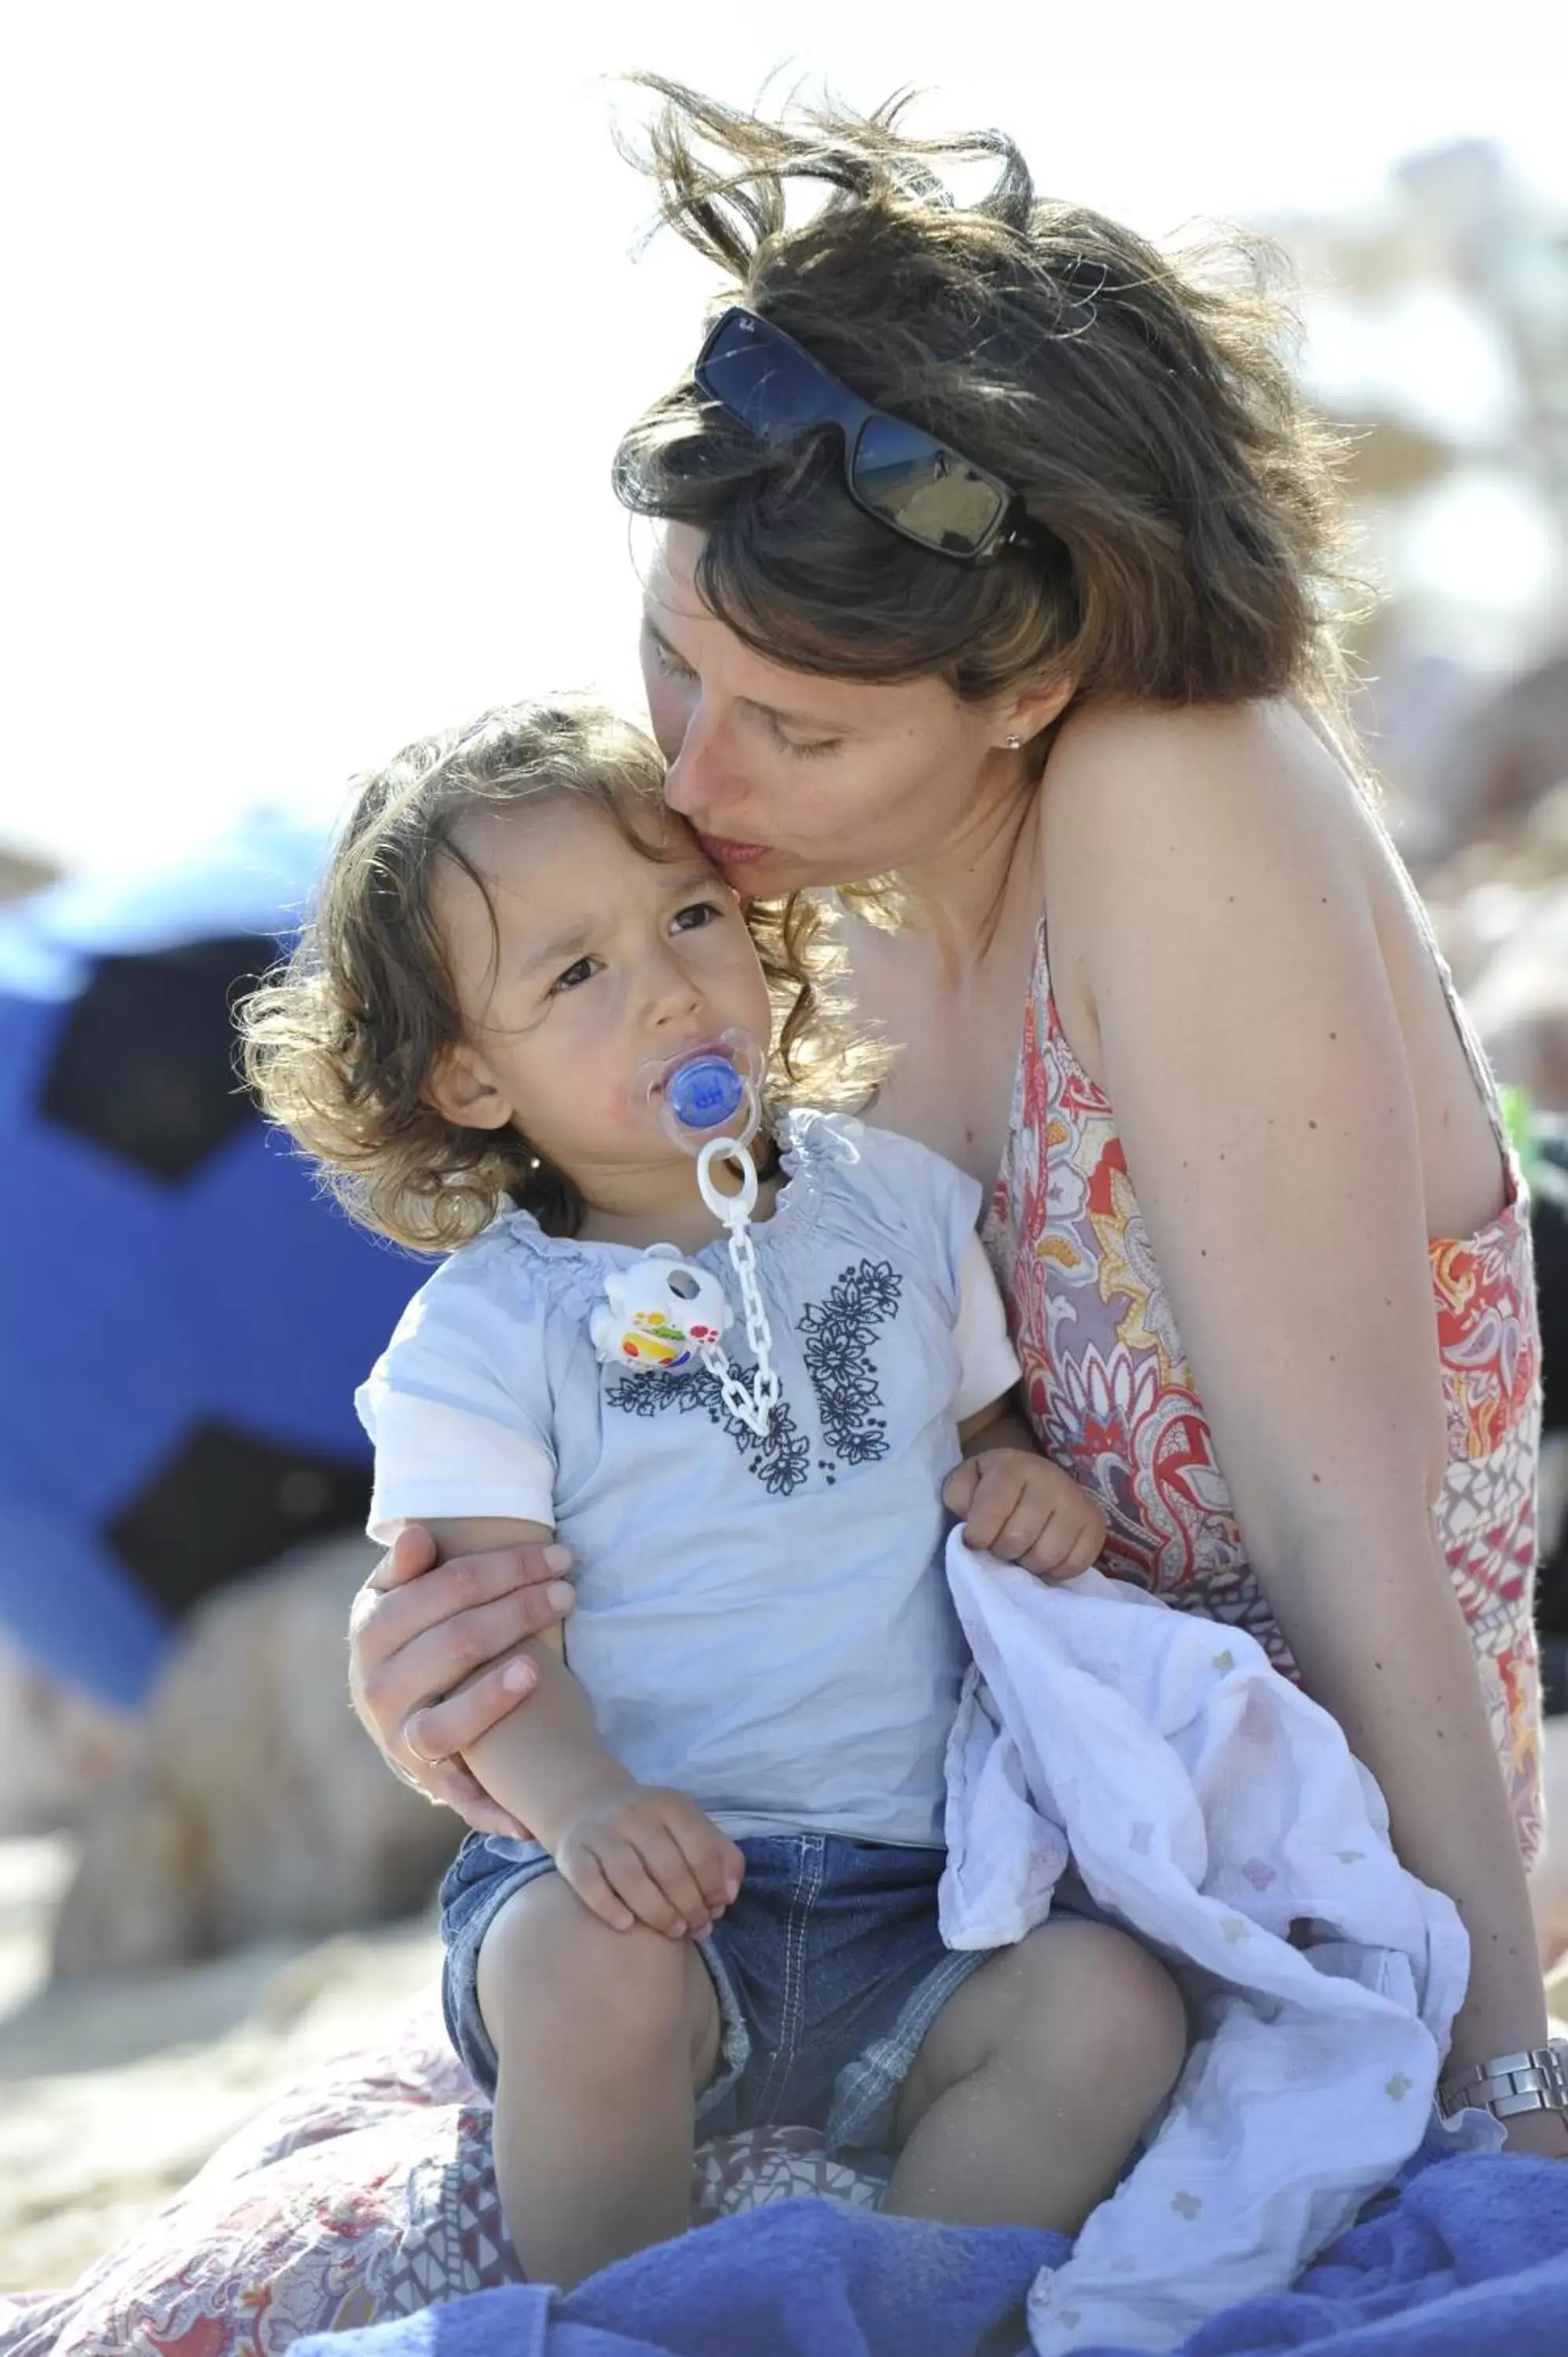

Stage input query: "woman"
[{"left": 349, "top": 86, "right": 1558, "bottom": 2154}]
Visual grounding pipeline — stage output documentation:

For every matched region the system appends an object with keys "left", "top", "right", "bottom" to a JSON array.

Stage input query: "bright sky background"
[{"left": 2, "top": 0, "right": 1565, "bottom": 871}]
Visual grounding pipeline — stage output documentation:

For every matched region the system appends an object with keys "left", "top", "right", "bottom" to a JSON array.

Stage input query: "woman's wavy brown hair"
[
  {"left": 614, "top": 81, "right": 1361, "bottom": 735},
  {"left": 240, "top": 698, "right": 869, "bottom": 1252}
]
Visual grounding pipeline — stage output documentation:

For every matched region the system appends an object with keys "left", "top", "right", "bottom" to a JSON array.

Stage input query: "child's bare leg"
[
  {"left": 477, "top": 1875, "right": 722, "bottom": 2289},
  {"left": 884, "top": 1919, "right": 1185, "bottom": 2235}
]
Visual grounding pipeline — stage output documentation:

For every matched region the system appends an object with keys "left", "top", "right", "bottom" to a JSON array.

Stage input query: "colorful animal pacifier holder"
[{"left": 590, "top": 1246, "right": 731, "bottom": 1372}]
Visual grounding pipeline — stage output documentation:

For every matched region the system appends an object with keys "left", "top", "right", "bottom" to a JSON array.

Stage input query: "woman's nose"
[{"left": 661, "top": 703, "right": 726, "bottom": 823}]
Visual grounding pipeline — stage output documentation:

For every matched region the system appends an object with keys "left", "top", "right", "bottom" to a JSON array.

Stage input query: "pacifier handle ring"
[{"left": 697, "top": 1135, "right": 759, "bottom": 1226}]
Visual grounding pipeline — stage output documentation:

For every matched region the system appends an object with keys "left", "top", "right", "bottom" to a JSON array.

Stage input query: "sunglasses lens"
[
  {"left": 852, "top": 416, "right": 1007, "bottom": 555},
  {"left": 699, "top": 318, "right": 835, "bottom": 439}
]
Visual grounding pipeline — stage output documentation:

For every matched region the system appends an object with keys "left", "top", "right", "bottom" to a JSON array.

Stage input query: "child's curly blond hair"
[{"left": 240, "top": 698, "right": 873, "bottom": 1251}]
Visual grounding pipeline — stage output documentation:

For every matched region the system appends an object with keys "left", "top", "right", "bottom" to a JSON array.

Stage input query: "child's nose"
[{"left": 643, "top": 944, "right": 705, "bottom": 1028}]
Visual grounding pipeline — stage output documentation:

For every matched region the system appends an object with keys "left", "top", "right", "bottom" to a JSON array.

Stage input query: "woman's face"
[{"left": 639, "top": 525, "right": 1042, "bottom": 899}]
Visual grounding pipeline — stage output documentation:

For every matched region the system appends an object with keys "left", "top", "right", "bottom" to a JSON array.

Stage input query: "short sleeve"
[
  {"left": 355, "top": 1230, "right": 557, "bottom": 1542},
  {"left": 826, "top": 1118, "right": 985, "bottom": 1322},
  {"left": 952, "top": 1230, "right": 1023, "bottom": 1422},
  {"left": 817, "top": 1116, "right": 1019, "bottom": 1416}
]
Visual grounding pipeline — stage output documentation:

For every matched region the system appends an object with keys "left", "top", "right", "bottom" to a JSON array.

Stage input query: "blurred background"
[{"left": 1, "top": 0, "right": 1566, "bottom": 2293}]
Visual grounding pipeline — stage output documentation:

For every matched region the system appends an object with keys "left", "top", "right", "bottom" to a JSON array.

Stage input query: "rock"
[
  {"left": 50, "top": 1535, "right": 459, "bottom": 1977},
  {"left": 0, "top": 1637, "right": 134, "bottom": 1836}
]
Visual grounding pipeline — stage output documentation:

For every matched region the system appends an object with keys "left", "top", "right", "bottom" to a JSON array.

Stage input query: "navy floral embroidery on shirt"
[
  {"left": 798, "top": 1259, "right": 903, "bottom": 1468},
  {"left": 605, "top": 1362, "right": 811, "bottom": 1495},
  {"left": 606, "top": 1257, "right": 902, "bottom": 1493}
]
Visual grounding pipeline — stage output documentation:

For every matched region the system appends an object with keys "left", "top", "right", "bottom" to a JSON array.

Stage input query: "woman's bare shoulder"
[
  {"left": 1046, "top": 696, "right": 1349, "bottom": 820},
  {"left": 1042, "top": 698, "right": 1365, "bottom": 917},
  {"left": 1037, "top": 698, "right": 1376, "bottom": 1077}
]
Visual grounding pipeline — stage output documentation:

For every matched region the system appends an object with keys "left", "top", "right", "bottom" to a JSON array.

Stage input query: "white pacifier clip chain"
[{"left": 695, "top": 1136, "right": 780, "bottom": 1439}]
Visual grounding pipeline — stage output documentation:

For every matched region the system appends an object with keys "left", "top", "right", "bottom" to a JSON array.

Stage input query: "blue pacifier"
[
  {"left": 640, "top": 1027, "right": 764, "bottom": 1156},
  {"left": 665, "top": 1053, "right": 746, "bottom": 1135}
]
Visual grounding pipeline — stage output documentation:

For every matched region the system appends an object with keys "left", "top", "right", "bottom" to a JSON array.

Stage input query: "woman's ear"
[
  {"left": 425, "top": 1042, "right": 515, "bottom": 1133},
  {"left": 996, "top": 673, "right": 1077, "bottom": 750}
]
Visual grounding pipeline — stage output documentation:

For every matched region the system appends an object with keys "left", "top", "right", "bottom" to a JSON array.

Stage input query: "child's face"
[{"left": 427, "top": 797, "right": 774, "bottom": 1188}]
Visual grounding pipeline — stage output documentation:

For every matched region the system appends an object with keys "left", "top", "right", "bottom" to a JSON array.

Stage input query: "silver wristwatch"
[{"left": 1438, "top": 2040, "right": 1568, "bottom": 2121}]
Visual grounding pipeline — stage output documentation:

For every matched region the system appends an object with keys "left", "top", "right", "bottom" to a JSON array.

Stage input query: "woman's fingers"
[
  {"left": 401, "top": 1648, "right": 548, "bottom": 1771},
  {"left": 354, "top": 1538, "right": 573, "bottom": 1667},
  {"left": 367, "top": 1523, "right": 439, "bottom": 1593},
  {"left": 350, "top": 1567, "right": 574, "bottom": 1751}
]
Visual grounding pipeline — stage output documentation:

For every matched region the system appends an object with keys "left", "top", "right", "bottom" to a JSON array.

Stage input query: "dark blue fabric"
[
  {"left": 293, "top": 2146, "right": 1568, "bottom": 2357},
  {"left": 0, "top": 824, "right": 424, "bottom": 1703}
]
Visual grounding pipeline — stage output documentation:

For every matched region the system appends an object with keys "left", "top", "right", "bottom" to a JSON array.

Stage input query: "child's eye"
[
  {"left": 671, "top": 900, "right": 722, "bottom": 933},
  {"left": 551, "top": 955, "right": 599, "bottom": 995}
]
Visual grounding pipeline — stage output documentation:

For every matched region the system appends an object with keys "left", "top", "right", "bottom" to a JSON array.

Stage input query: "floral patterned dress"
[{"left": 984, "top": 923, "right": 1544, "bottom": 1864}]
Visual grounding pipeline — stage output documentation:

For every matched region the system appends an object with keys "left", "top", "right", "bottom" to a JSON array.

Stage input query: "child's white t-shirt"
[{"left": 359, "top": 1113, "right": 1020, "bottom": 1848}]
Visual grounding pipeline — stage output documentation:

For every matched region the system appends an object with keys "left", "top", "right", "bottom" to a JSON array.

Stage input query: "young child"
[{"left": 244, "top": 698, "right": 1185, "bottom": 2289}]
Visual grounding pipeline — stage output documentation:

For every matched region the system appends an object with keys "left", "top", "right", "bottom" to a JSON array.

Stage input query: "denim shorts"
[{"left": 439, "top": 1830, "right": 996, "bottom": 2159}]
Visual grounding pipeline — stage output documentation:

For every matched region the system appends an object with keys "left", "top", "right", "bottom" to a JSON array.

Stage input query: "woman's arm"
[{"left": 1050, "top": 700, "right": 1563, "bottom": 2153}]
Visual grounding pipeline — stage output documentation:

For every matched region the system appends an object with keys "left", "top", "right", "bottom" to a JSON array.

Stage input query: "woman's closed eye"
[
  {"left": 649, "top": 637, "right": 697, "bottom": 684},
  {"left": 770, "top": 717, "right": 841, "bottom": 761}
]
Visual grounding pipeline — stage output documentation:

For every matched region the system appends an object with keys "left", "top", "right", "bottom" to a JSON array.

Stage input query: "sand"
[{"left": 0, "top": 1835, "right": 441, "bottom": 2295}]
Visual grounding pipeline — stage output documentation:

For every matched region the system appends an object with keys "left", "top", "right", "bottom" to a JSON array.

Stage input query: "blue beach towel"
[{"left": 295, "top": 2142, "right": 1568, "bottom": 2357}]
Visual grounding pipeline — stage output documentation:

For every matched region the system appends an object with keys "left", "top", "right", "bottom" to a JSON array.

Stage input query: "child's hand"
[
  {"left": 943, "top": 1449, "right": 1108, "bottom": 1579},
  {"left": 556, "top": 1783, "right": 745, "bottom": 1940}
]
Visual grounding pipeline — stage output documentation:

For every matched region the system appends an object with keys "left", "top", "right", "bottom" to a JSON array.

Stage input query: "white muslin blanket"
[{"left": 937, "top": 1540, "right": 1478, "bottom": 2355}]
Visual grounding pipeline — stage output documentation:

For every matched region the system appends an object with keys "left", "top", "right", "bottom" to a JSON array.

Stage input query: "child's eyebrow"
[
  {"left": 516, "top": 919, "right": 595, "bottom": 977},
  {"left": 514, "top": 863, "right": 726, "bottom": 978}
]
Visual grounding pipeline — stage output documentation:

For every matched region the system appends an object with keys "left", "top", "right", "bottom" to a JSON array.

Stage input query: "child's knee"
[
  {"left": 1009, "top": 1920, "right": 1187, "bottom": 2099},
  {"left": 478, "top": 1874, "right": 696, "bottom": 2064}
]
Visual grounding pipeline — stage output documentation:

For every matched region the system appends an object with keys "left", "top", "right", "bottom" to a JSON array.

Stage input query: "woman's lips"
[{"left": 696, "top": 831, "right": 771, "bottom": 866}]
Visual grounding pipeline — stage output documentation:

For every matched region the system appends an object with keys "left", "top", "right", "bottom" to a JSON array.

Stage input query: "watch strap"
[{"left": 1438, "top": 2040, "right": 1568, "bottom": 2120}]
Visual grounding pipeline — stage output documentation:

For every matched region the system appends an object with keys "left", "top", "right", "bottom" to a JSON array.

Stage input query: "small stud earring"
[{"left": 1003, "top": 734, "right": 1024, "bottom": 750}]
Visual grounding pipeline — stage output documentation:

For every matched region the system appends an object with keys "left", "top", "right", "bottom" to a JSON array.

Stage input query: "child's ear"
[{"left": 425, "top": 1043, "right": 515, "bottom": 1133}]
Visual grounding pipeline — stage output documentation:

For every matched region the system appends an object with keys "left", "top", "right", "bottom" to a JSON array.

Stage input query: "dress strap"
[{"left": 1398, "top": 867, "right": 1518, "bottom": 1174}]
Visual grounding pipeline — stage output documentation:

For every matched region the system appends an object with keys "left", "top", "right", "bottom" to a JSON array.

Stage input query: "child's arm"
[
  {"left": 942, "top": 1395, "right": 1108, "bottom": 1578},
  {"left": 421, "top": 1514, "right": 743, "bottom": 1937}
]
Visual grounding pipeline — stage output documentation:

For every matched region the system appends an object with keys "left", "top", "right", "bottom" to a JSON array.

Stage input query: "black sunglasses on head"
[{"left": 694, "top": 306, "right": 1024, "bottom": 565}]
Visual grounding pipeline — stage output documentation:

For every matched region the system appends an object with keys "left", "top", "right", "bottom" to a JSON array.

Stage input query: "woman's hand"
[{"left": 348, "top": 1524, "right": 578, "bottom": 1835}]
